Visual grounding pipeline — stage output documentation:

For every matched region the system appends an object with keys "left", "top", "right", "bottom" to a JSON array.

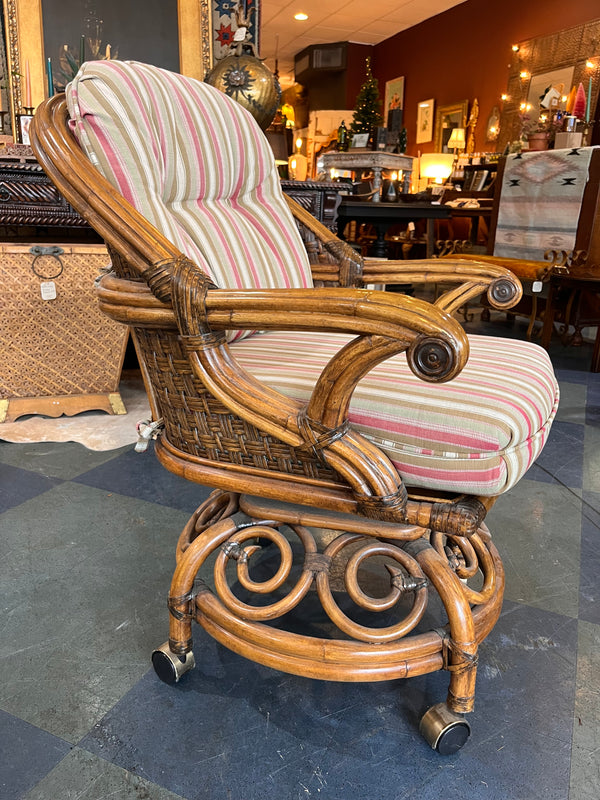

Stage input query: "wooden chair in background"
[{"left": 446, "top": 147, "right": 600, "bottom": 367}]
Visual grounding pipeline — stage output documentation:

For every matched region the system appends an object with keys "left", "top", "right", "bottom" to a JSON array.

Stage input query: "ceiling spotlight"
[{"left": 294, "top": 12, "right": 308, "bottom": 20}]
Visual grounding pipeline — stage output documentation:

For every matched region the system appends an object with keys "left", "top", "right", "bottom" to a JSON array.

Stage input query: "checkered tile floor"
[{"left": 1, "top": 316, "right": 599, "bottom": 800}]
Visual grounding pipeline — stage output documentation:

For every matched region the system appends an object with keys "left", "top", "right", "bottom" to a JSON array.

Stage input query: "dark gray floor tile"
[
  {"left": 0, "top": 482, "right": 189, "bottom": 743},
  {"left": 22, "top": 748, "right": 187, "bottom": 800},
  {"left": 570, "top": 620, "right": 600, "bottom": 800},
  {"left": 0, "top": 710, "right": 71, "bottom": 800},
  {"left": 0, "top": 440, "right": 130, "bottom": 480},
  {"left": 555, "top": 366, "right": 592, "bottom": 386},
  {"left": 579, "top": 493, "right": 600, "bottom": 625},
  {"left": 0, "top": 462, "right": 63, "bottom": 512},
  {"left": 78, "top": 600, "right": 576, "bottom": 800},
  {"left": 532, "top": 420, "right": 584, "bottom": 489},
  {"left": 487, "top": 478, "right": 581, "bottom": 618},
  {"left": 555, "top": 380, "right": 587, "bottom": 426},
  {"left": 584, "top": 425, "right": 600, "bottom": 495},
  {"left": 73, "top": 443, "right": 212, "bottom": 513}
]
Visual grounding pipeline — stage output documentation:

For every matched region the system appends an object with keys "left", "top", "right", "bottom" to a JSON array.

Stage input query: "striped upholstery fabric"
[
  {"left": 66, "top": 61, "right": 559, "bottom": 497},
  {"left": 66, "top": 60, "right": 313, "bottom": 341},
  {"left": 231, "top": 331, "right": 559, "bottom": 496}
]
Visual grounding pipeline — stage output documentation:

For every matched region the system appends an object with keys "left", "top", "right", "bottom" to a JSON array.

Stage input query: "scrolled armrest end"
[
  {"left": 487, "top": 274, "right": 523, "bottom": 310},
  {"left": 407, "top": 335, "right": 460, "bottom": 383}
]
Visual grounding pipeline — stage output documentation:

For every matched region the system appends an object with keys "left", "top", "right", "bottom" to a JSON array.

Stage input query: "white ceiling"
[{"left": 259, "top": 0, "right": 467, "bottom": 87}]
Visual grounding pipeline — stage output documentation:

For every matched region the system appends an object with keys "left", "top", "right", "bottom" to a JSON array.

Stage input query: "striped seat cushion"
[
  {"left": 231, "top": 330, "right": 559, "bottom": 496},
  {"left": 66, "top": 60, "right": 313, "bottom": 341}
]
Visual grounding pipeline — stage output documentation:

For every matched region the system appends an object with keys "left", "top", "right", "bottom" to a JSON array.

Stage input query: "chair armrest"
[
  {"left": 284, "top": 194, "right": 364, "bottom": 287},
  {"left": 439, "top": 252, "right": 549, "bottom": 282},
  {"left": 361, "top": 258, "right": 523, "bottom": 315},
  {"left": 284, "top": 195, "right": 522, "bottom": 313},
  {"left": 98, "top": 274, "right": 469, "bottom": 522}
]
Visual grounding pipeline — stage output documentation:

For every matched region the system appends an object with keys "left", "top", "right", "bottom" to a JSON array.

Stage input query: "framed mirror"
[
  {"left": 498, "top": 18, "right": 600, "bottom": 151},
  {"left": 433, "top": 99, "right": 468, "bottom": 152},
  {"left": 1, "top": 0, "right": 212, "bottom": 141}
]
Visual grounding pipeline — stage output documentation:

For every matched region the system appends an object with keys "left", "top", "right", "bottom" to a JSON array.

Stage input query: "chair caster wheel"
[
  {"left": 419, "top": 703, "right": 471, "bottom": 755},
  {"left": 151, "top": 642, "right": 195, "bottom": 685}
]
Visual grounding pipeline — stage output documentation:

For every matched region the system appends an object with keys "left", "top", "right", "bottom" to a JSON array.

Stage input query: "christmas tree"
[{"left": 350, "top": 57, "right": 383, "bottom": 135}]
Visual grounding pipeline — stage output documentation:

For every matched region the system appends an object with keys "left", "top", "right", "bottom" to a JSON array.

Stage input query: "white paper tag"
[
  {"left": 532, "top": 280, "right": 543, "bottom": 293},
  {"left": 233, "top": 27, "right": 247, "bottom": 41},
  {"left": 40, "top": 281, "right": 57, "bottom": 300}
]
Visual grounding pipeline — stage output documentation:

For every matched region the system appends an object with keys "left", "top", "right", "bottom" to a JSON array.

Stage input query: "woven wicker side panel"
[
  {"left": 134, "top": 327, "right": 338, "bottom": 481},
  {"left": 1, "top": 244, "right": 127, "bottom": 398}
]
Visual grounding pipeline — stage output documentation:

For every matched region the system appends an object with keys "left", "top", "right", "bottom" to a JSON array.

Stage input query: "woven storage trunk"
[{"left": 0, "top": 243, "right": 128, "bottom": 422}]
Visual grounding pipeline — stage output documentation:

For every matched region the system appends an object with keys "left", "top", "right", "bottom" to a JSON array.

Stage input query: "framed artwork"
[
  {"left": 351, "top": 133, "right": 369, "bottom": 148},
  {"left": 17, "top": 113, "right": 33, "bottom": 144},
  {"left": 384, "top": 76, "right": 404, "bottom": 126},
  {"left": 434, "top": 100, "right": 469, "bottom": 152},
  {"left": 416, "top": 98, "right": 434, "bottom": 144},
  {"left": 3, "top": 0, "right": 211, "bottom": 131}
]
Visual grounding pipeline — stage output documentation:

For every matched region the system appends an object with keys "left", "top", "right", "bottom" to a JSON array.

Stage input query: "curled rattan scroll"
[
  {"left": 487, "top": 276, "right": 522, "bottom": 310},
  {"left": 407, "top": 335, "right": 456, "bottom": 381}
]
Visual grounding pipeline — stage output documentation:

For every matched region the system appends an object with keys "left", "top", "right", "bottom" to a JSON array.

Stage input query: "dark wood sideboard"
[
  {"left": 0, "top": 161, "right": 344, "bottom": 238},
  {"left": 0, "top": 159, "right": 101, "bottom": 241}
]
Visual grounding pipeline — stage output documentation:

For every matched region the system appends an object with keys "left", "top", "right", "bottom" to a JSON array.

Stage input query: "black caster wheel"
[
  {"left": 419, "top": 703, "right": 471, "bottom": 755},
  {"left": 151, "top": 642, "right": 195, "bottom": 684}
]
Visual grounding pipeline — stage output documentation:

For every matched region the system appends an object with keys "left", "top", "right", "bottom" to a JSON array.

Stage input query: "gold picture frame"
[
  {"left": 416, "top": 98, "right": 434, "bottom": 144},
  {"left": 383, "top": 75, "right": 404, "bottom": 126},
  {"left": 433, "top": 99, "right": 469, "bottom": 152},
  {"left": 2, "top": 0, "right": 212, "bottom": 137}
]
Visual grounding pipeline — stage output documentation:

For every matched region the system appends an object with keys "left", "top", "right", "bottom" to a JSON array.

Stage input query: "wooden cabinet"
[{"left": 280, "top": 180, "right": 345, "bottom": 231}]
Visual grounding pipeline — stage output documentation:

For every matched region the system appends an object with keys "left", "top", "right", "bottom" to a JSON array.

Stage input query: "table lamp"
[
  {"left": 288, "top": 137, "right": 308, "bottom": 181},
  {"left": 447, "top": 127, "right": 466, "bottom": 154},
  {"left": 419, "top": 153, "right": 455, "bottom": 190},
  {"left": 265, "top": 130, "right": 290, "bottom": 177}
]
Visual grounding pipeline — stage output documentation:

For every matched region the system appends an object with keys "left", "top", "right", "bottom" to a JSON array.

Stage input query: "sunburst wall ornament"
[{"left": 205, "top": 2, "right": 280, "bottom": 131}]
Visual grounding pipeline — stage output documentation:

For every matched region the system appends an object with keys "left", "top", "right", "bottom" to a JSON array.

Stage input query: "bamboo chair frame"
[{"left": 31, "top": 93, "right": 525, "bottom": 753}]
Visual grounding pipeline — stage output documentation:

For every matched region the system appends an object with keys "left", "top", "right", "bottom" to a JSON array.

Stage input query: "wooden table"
[
  {"left": 321, "top": 150, "right": 414, "bottom": 200},
  {"left": 336, "top": 199, "right": 450, "bottom": 258}
]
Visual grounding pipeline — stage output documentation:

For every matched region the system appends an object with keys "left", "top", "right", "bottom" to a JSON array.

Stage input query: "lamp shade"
[
  {"left": 265, "top": 131, "right": 289, "bottom": 165},
  {"left": 447, "top": 127, "right": 466, "bottom": 149},
  {"left": 420, "top": 153, "right": 455, "bottom": 182}
]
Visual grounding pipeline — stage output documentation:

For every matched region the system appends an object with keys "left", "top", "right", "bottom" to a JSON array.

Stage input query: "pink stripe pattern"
[
  {"left": 66, "top": 60, "right": 313, "bottom": 342},
  {"left": 230, "top": 331, "right": 559, "bottom": 496}
]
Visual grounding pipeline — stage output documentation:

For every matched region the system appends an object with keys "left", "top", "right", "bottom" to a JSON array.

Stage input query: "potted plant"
[{"left": 519, "top": 111, "right": 563, "bottom": 150}]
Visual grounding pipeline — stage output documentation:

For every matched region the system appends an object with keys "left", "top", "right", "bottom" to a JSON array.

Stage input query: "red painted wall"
[{"left": 371, "top": 0, "right": 600, "bottom": 155}]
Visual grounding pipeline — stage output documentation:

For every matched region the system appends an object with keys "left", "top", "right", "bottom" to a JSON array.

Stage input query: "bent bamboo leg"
[{"left": 404, "top": 538, "right": 478, "bottom": 714}]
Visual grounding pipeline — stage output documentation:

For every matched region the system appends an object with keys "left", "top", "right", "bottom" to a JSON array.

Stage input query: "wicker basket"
[{"left": 1, "top": 243, "right": 128, "bottom": 422}]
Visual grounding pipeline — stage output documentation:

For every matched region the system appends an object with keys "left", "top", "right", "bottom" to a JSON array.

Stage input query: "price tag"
[
  {"left": 233, "top": 27, "right": 247, "bottom": 41},
  {"left": 532, "top": 281, "right": 543, "bottom": 293},
  {"left": 40, "top": 281, "right": 57, "bottom": 300}
]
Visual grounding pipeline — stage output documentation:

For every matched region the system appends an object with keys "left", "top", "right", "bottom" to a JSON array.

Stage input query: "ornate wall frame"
[
  {"left": 2, "top": 0, "right": 212, "bottom": 137},
  {"left": 433, "top": 100, "right": 469, "bottom": 153},
  {"left": 498, "top": 17, "right": 600, "bottom": 151}
]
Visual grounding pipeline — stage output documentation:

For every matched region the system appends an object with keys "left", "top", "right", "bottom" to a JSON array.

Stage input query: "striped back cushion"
[{"left": 66, "top": 60, "right": 313, "bottom": 340}]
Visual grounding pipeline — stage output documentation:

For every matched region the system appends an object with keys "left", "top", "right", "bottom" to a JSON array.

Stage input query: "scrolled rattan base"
[{"left": 160, "top": 490, "right": 504, "bottom": 723}]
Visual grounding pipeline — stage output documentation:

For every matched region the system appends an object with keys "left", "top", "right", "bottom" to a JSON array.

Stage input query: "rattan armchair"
[{"left": 31, "top": 61, "right": 559, "bottom": 754}]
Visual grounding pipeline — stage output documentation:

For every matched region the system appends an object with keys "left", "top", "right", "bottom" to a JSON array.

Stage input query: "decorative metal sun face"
[
  {"left": 205, "top": 54, "right": 282, "bottom": 130},
  {"left": 223, "top": 65, "right": 254, "bottom": 100}
]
